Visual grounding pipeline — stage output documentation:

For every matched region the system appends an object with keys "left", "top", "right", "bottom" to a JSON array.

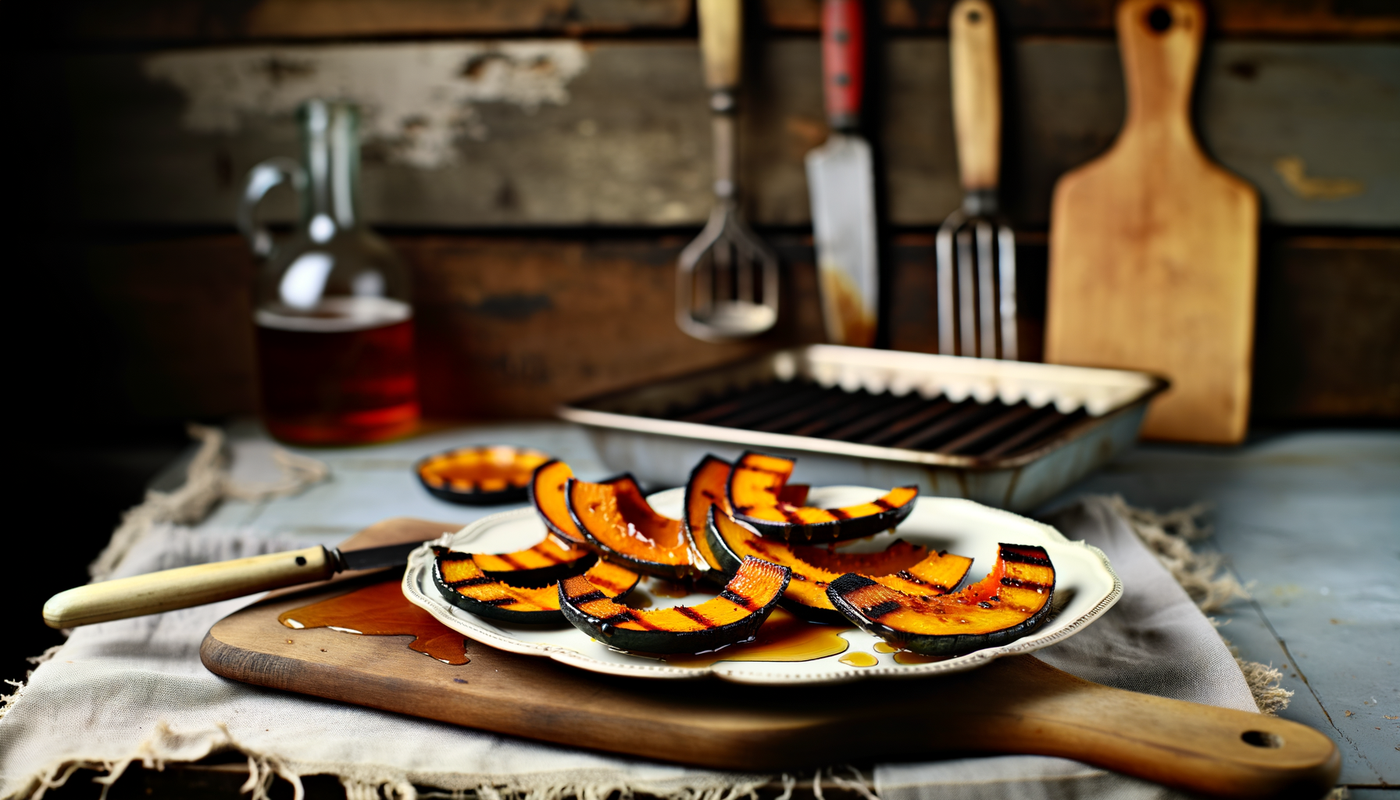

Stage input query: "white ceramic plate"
[{"left": 402, "top": 487, "right": 1121, "bottom": 685}]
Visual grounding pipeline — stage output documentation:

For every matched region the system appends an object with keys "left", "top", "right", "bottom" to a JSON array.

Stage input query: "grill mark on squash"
[
  {"left": 719, "top": 587, "right": 760, "bottom": 611},
  {"left": 864, "top": 599, "right": 903, "bottom": 618},
  {"left": 1001, "top": 576, "right": 1051, "bottom": 592},
  {"left": 569, "top": 588, "right": 607, "bottom": 604},
  {"left": 676, "top": 606, "right": 714, "bottom": 627},
  {"left": 1001, "top": 547, "right": 1052, "bottom": 567},
  {"left": 448, "top": 576, "right": 496, "bottom": 589}
]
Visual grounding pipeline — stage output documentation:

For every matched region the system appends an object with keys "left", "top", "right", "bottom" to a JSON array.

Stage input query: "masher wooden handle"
[
  {"left": 698, "top": 0, "right": 742, "bottom": 91},
  {"left": 949, "top": 0, "right": 1001, "bottom": 191},
  {"left": 43, "top": 546, "right": 336, "bottom": 628}
]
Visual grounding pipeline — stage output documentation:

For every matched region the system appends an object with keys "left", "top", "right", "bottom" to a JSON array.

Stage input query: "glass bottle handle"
[{"left": 237, "top": 157, "right": 307, "bottom": 259}]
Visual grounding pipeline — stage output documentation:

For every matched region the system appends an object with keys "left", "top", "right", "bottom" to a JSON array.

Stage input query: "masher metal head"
[{"left": 936, "top": 200, "right": 1017, "bottom": 360}]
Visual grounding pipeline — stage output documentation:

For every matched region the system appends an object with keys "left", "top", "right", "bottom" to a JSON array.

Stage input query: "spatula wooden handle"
[
  {"left": 917, "top": 656, "right": 1341, "bottom": 799},
  {"left": 698, "top": 0, "right": 742, "bottom": 91},
  {"left": 43, "top": 546, "right": 336, "bottom": 629},
  {"left": 949, "top": 0, "right": 1001, "bottom": 192}
]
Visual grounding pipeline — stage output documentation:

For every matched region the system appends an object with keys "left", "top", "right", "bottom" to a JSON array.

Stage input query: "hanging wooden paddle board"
[{"left": 1044, "top": 0, "right": 1259, "bottom": 444}]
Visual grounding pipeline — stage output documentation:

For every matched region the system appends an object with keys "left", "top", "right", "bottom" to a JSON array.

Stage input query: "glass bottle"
[{"left": 238, "top": 99, "right": 419, "bottom": 445}]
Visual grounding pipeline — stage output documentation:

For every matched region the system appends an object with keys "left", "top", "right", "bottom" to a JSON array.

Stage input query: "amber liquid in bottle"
[{"left": 256, "top": 297, "right": 420, "bottom": 444}]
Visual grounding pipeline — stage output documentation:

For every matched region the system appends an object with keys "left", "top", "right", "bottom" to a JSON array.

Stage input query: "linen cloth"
[{"left": 0, "top": 496, "right": 1258, "bottom": 800}]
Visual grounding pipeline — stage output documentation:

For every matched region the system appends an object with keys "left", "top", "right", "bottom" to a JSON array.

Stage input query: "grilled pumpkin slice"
[
  {"left": 682, "top": 455, "right": 734, "bottom": 574},
  {"left": 559, "top": 556, "right": 791, "bottom": 654},
  {"left": 727, "top": 451, "right": 918, "bottom": 543},
  {"left": 472, "top": 536, "right": 597, "bottom": 586},
  {"left": 706, "top": 506, "right": 969, "bottom": 623},
  {"left": 567, "top": 476, "right": 700, "bottom": 580},
  {"left": 530, "top": 461, "right": 638, "bottom": 546},
  {"left": 433, "top": 548, "right": 639, "bottom": 624},
  {"left": 417, "top": 445, "right": 553, "bottom": 505},
  {"left": 827, "top": 543, "right": 1055, "bottom": 656}
]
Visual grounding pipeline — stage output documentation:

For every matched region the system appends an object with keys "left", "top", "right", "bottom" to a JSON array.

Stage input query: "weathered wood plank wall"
[{"left": 17, "top": 0, "right": 1400, "bottom": 433}]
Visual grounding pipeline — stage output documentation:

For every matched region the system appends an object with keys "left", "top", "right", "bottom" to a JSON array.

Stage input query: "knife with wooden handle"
[
  {"left": 42, "top": 540, "right": 424, "bottom": 628},
  {"left": 805, "top": 0, "right": 879, "bottom": 348}
]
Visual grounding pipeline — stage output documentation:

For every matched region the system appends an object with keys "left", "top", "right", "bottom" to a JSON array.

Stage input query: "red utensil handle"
[{"left": 822, "top": 0, "right": 864, "bottom": 130}]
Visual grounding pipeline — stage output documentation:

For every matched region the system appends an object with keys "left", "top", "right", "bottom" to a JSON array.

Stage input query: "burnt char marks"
[
  {"left": 873, "top": 498, "right": 895, "bottom": 511},
  {"left": 676, "top": 606, "right": 715, "bottom": 627},
  {"left": 1000, "top": 546, "right": 1052, "bottom": 567},
  {"left": 1001, "top": 576, "right": 1051, "bottom": 592},
  {"left": 567, "top": 588, "right": 608, "bottom": 605},
  {"left": 718, "top": 587, "right": 760, "bottom": 611},
  {"left": 863, "top": 599, "right": 904, "bottom": 619},
  {"left": 436, "top": 549, "right": 472, "bottom": 562},
  {"left": 448, "top": 575, "right": 497, "bottom": 589},
  {"left": 478, "top": 596, "right": 520, "bottom": 607},
  {"left": 827, "top": 507, "right": 852, "bottom": 520}
]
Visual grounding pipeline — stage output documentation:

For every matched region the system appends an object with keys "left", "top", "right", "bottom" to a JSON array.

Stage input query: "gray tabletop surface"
[{"left": 166, "top": 421, "right": 1399, "bottom": 793}]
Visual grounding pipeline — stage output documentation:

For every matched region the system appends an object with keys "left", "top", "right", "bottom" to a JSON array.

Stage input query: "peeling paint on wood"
[{"left": 144, "top": 42, "right": 591, "bottom": 168}]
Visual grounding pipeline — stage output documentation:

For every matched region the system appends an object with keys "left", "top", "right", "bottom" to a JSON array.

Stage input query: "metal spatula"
[
  {"left": 677, "top": 0, "right": 780, "bottom": 342},
  {"left": 936, "top": 0, "right": 1017, "bottom": 360}
]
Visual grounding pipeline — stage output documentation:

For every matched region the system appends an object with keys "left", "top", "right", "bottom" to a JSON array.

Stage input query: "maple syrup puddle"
[
  {"left": 279, "top": 579, "right": 469, "bottom": 665},
  {"left": 663, "top": 608, "right": 851, "bottom": 668},
  {"left": 839, "top": 651, "right": 878, "bottom": 667}
]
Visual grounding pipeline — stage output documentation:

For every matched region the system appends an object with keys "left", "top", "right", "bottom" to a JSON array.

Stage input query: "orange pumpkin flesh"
[
  {"left": 434, "top": 548, "right": 639, "bottom": 624},
  {"left": 567, "top": 477, "right": 699, "bottom": 580},
  {"left": 707, "top": 506, "right": 969, "bottom": 623},
  {"left": 827, "top": 543, "right": 1055, "bottom": 656},
  {"left": 417, "top": 446, "right": 552, "bottom": 505},
  {"left": 529, "top": 460, "right": 587, "bottom": 544},
  {"left": 727, "top": 451, "right": 919, "bottom": 543},
  {"left": 472, "top": 536, "right": 597, "bottom": 586},
  {"left": 559, "top": 556, "right": 790, "bottom": 654}
]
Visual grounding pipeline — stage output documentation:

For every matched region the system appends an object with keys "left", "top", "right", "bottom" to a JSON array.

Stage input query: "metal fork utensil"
[
  {"left": 676, "top": 0, "right": 780, "bottom": 342},
  {"left": 936, "top": 0, "right": 1017, "bottom": 360}
]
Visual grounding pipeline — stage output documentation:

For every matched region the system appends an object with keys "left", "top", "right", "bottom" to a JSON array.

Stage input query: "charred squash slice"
[
  {"left": 417, "top": 446, "right": 552, "bottom": 505},
  {"left": 726, "top": 451, "right": 919, "bottom": 543},
  {"left": 529, "top": 460, "right": 587, "bottom": 544},
  {"left": 472, "top": 536, "right": 597, "bottom": 586},
  {"left": 827, "top": 543, "right": 1056, "bottom": 656},
  {"left": 682, "top": 455, "right": 733, "bottom": 574},
  {"left": 559, "top": 556, "right": 790, "bottom": 654},
  {"left": 706, "top": 506, "right": 969, "bottom": 624},
  {"left": 529, "top": 461, "right": 638, "bottom": 546},
  {"left": 567, "top": 476, "right": 700, "bottom": 580},
  {"left": 433, "top": 548, "right": 639, "bottom": 624}
]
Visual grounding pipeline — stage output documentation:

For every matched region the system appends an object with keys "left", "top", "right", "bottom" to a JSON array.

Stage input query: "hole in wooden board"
[
  {"left": 1241, "top": 730, "right": 1284, "bottom": 749},
  {"left": 1146, "top": 6, "right": 1173, "bottom": 32}
]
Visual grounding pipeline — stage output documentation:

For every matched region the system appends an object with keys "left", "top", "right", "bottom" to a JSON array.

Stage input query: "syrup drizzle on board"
[
  {"left": 277, "top": 577, "right": 954, "bottom": 670},
  {"left": 280, "top": 579, "right": 470, "bottom": 665}
]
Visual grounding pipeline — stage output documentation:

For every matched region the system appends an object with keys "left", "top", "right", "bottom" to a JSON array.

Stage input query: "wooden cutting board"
[
  {"left": 202, "top": 517, "right": 1336, "bottom": 798},
  {"left": 1044, "top": 0, "right": 1259, "bottom": 444}
]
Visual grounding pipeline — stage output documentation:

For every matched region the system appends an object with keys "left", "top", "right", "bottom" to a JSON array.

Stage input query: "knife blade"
[
  {"left": 805, "top": 0, "right": 878, "bottom": 348},
  {"left": 42, "top": 540, "right": 428, "bottom": 629}
]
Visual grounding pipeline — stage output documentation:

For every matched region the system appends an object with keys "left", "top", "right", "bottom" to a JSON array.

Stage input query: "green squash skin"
[
  {"left": 431, "top": 550, "right": 570, "bottom": 625},
  {"left": 826, "top": 573, "right": 1055, "bottom": 657},
  {"left": 734, "top": 499, "right": 916, "bottom": 544},
  {"left": 559, "top": 560, "right": 792, "bottom": 655}
]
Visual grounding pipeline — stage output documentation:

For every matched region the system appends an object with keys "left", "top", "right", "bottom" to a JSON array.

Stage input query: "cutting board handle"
[
  {"left": 949, "top": 0, "right": 1001, "bottom": 193},
  {"left": 1118, "top": 0, "right": 1204, "bottom": 138},
  {"left": 955, "top": 656, "right": 1340, "bottom": 798}
]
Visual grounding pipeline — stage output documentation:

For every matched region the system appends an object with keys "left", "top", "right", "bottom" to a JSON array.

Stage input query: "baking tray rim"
[{"left": 556, "top": 348, "right": 1170, "bottom": 471}]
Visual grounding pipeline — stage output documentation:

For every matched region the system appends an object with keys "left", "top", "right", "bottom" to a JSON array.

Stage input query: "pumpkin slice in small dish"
[
  {"left": 568, "top": 476, "right": 700, "bottom": 580},
  {"left": 433, "top": 548, "right": 639, "bottom": 624},
  {"left": 417, "top": 445, "right": 553, "bottom": 505},
  {"left": 559, "top": 556, "right": 790, "bottom": 654},
  {"left": 727, "top": 451, "right": 918, "bottom": 543},
  {"left": 706, "top": 506, "right": 969, "bottom": 624},
  {"left": 827, "top": 543, "right": 1055, "bottom": 656}
]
